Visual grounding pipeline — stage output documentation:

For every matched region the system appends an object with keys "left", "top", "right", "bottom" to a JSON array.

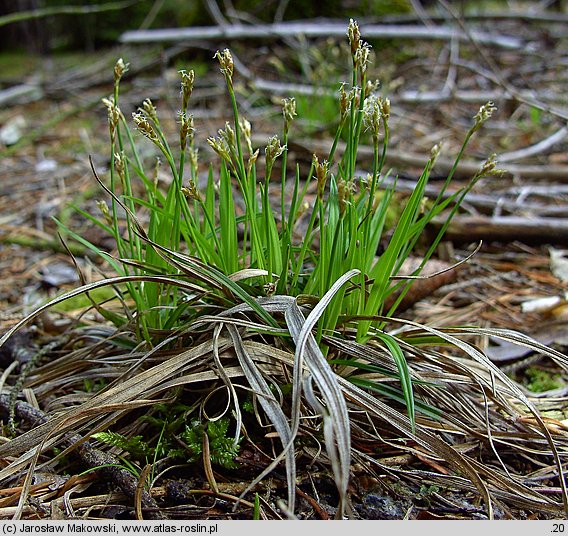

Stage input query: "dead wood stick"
[
  {"left": 245, "top": 76, "right": 564, "bottom": 107},
  {"left": 379, "top": 11, "right": 568, "bottom": 24},
  {"left": 384, "top": 258, "right": 459, "bottom": 311},
  {"left": 395, "top": 88, "right": 563, "bottom": 105},
  {"left": 375, "top": 175, "right": 568, "bottom": 217},
  {"left": 0, "top": 491, "right": 138, "bottom": 519},
  {"left": 120, "top": 21, "right": 525, "bottom": 50},
  {"left": 429, "top": 216, "right": 568, "bottom": 245},
  {"left": 0, "top": 232, "right": 96, "bottom": 259},
  {"left": 0, "top": 1, "right": 136, "bottom": 28},
  {"left": 0, "top": 395, "right": 165, "bottom": 519},
  {"left": 281, "top": 137, "right": 568, "bottom": 181},
  {"left": 227, "top": 48, "right": 564, "bottom": 111},
  {"left": 498, "top": 126, "right": 568, "bottom": 163},
  {"left": 0, "top": 85, "right": 43, "bottom": 107}
]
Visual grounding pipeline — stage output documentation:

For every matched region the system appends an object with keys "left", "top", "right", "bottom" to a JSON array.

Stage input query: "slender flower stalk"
[{"left": 281, "top": 97, "right": 296, "bottom": 224}]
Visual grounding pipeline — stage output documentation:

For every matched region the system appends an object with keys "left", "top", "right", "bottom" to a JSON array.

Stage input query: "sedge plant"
[
  {"left": 63, "top": 22, "right": 499, "bottom": 343},
  {"left": 37, "top": 19, "right": 514, "bottom": 516},
  {"left": 60, "top": 21, "right": 499, "bottom": 425}
]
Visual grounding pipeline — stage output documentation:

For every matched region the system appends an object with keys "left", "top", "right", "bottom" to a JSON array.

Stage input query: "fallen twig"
[
  {"left": 120, "top": 21, "right": 525, "bottom": 50},
  {"left": 280, "top": 136, "right": 568, "bottom": 181},
  {"left": 243, "top": 75, "right": 565, "bottom": 108},
  {"left": 0, "top": 1, "right": 137, "bottom": 28},
  {"left": 429, "top": 215, "right": 568, "bottom": 245},
  {"left": 0, "top": 395, "right": 165, "bottom": 520},
  {"left": 374, "top": 175, "right": 568, "bottom": 218},
  {"left": 0, "top": 85, "right": 43, "bottom": 107},
  {"left": 0, "top": 491, "right": 150, "bottom": 519},
  {"left": 0, "top": 226, "right": 96, "bottom": 259},
  {"left": 498, "top": 126, "right": 568, "bottom": 163}
]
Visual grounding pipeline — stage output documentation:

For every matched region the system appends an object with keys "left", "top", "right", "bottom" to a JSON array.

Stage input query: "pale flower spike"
[
  {"left": 473, "top": 101, "right": 497, "bottom": 132},
  {"left": 207, "top": 136, "right": 231, "bottom": 163},
  {"left": 314, "top": 155, "right": 331, "bottom": 200},
  {"left": 381, "top": 97, "right": 390, "bottom": 120},
  {"left": 347, "top": 19, "right": 361, "bottom": 57},
  {"left": 430, "top": 143, "right": 442, "bottom": 165},
  {"left": 220, "top": 122, "right": 236, "bottom": 150},
  {"left": 247, "top": 148, "right": 260, "bottom": 176},
  {"left": 189, "top": 147, "right": 199, "bottom": 171},
  {"left": 96, "top": 199, "right": 113, "bottom": 225},
  {"left": 474, "top": 153, "right": 505, "bottom": 179},
  {"left": 215, "top": 49, "right": 234, "bottom": 80},
  {"left": 114, "top": 151, "right": 125, "bottom": 178},
  {"left": 282, "top": 98, "right": 297, "bottom": 128},
  {"left": 363, "top": 95, "right": 382, "bottom": 142},
  {"left": 181, "top": 179, "right": 202, "bottom": 202},
  {"left": 179, "top": 112, "right": 194, "bottom": 151},
  {"left": 364, "top": 79, "right": 380, "bottom": 98},
  {"left": 240, "top": 118, "right": 253, "bottom": 154},
  {"left": 102, "top": 97, "right": 120, "bottom": 129},
  {"left": 338, "top": 178, "right": 355, "bottom": 215},
  {"left": 265, "top": 136, "right": 285, "bottom": 167},
  {"left": 142, "top": 98, "right": 158, "bottom": 123},
  {"left": 179, "top": 69, "right": 195, "bottom": 111},
  {"left": 132, "top": 112, "right": 158, "bottom": 143},
  {"left": 354, "top": 41, "right": 372, "bottom": 73},
  {"left": 114, "top": 58, "right": 129, "bottom": 83}
]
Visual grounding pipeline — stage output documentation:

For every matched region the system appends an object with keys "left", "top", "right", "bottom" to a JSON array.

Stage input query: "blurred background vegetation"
[{"left": 0, "top": 0, "right": 419, "bottom": 54}]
